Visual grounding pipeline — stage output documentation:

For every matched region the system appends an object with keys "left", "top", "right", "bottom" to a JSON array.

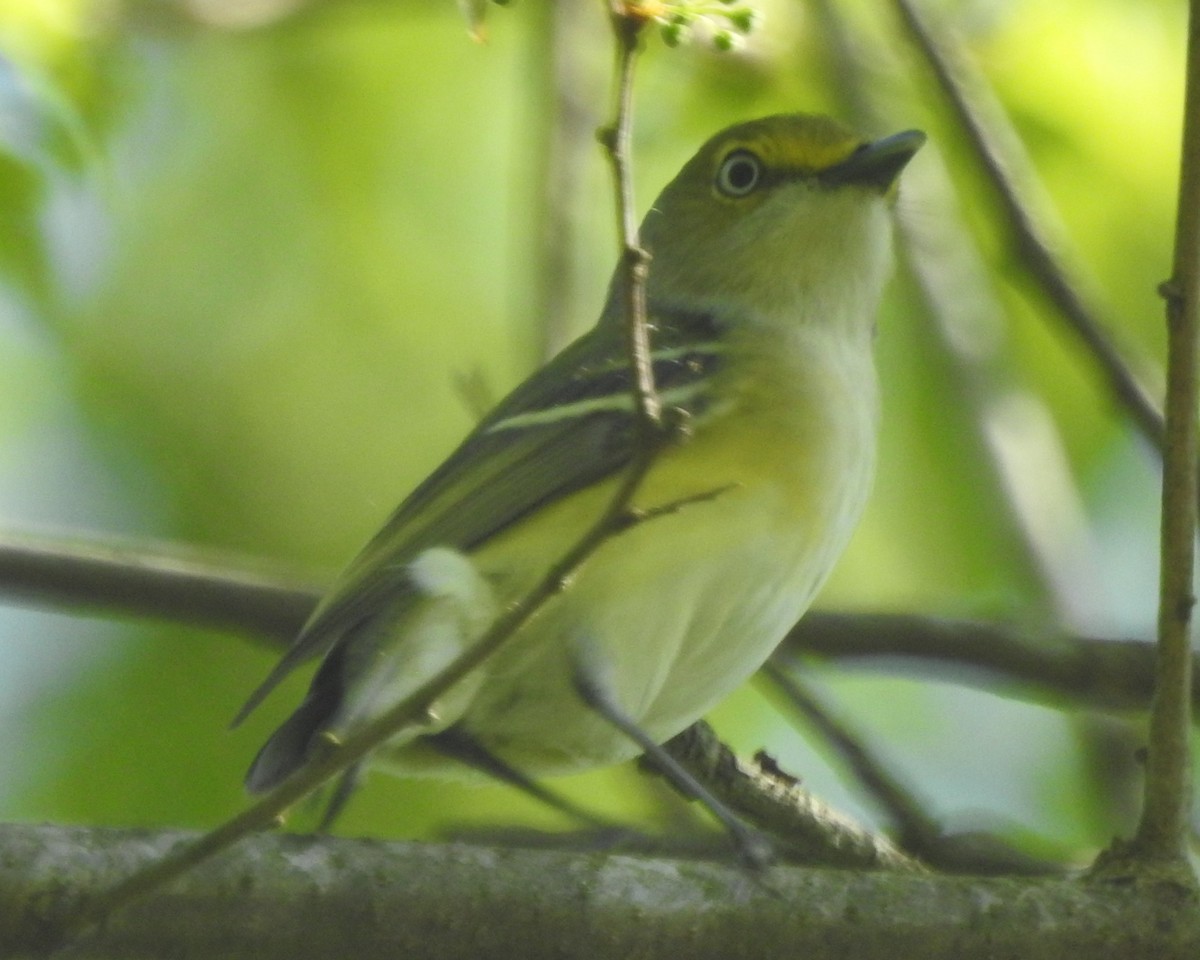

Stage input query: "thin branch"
[
  {"left": 526, "top": 0, "right": 602, "bottom": 360},
  {"left": 782, "top": 612, "right": 1170, "bottom": 713},
  {"left": 812, "top": 0, "right": 1074, "bottom": 625},
  {"left": 1131, "top": 0, "right": 1200, "bottom": 869},
  {"left": 889, "top": 0, "right": 1166, "bottom": 451},
  {"left": 760, "top": 664, "right": 1063, "bottom": 876},
  {"left": 660, "top": 721, "right": 920, "bottom": 871},
  {"left": 760, "top": 664, "right": 940, "bottom": 850},
  {"left": 600, "top": 2, "right": 661, "bottom": 428}
]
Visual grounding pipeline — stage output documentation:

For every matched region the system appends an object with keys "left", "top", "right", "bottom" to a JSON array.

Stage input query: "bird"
[{"left": 235, "top": 113, "right": 925, "bottom": 799}]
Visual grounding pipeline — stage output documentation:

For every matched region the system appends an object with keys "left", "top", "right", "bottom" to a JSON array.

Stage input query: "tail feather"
[{"left": 244, "top": 646, "right": 346, "bottom": 793}]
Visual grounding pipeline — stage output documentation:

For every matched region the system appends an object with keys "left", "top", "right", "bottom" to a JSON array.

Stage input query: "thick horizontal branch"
[
  {"left": 2, "top": 823, "right": 1196, "bottom": 960},
  {"left": 0, "top": 535, "right": 1184, "bottom": 717},
  {"left": 0, "top": 533, "right": 317, "bottom": 641},
  {"left": 783, "top": 612, "right": 1168, "bottom": 713}
]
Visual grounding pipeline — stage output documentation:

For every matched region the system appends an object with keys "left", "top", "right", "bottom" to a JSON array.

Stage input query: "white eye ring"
[{"left": 715, "top": 150, "right": 763, "bottom": 197}]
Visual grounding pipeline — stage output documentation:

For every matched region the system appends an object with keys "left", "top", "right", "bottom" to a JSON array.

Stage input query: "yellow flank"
[{"left": 385, "top": 326, "right": 879, "bottom": 776}]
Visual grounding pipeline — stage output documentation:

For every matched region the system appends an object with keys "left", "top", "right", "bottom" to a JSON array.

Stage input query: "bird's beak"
[{"left": 820, "top": 129, "right": 926, "bottom": 192}]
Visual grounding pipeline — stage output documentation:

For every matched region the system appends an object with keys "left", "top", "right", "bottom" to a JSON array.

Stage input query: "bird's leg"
[
  {"left": 425, "top": 726, "right": 617, "bottom": 830},
  {"left": 569, "top": 636, "right": 774, "bottom": 868}
]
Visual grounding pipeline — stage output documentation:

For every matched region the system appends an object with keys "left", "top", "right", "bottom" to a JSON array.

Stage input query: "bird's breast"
[{"left": 447, "top": 331, "right": 880, "bottom": 774}]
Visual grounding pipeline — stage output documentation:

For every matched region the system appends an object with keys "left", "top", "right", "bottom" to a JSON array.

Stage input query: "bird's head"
[{"left": 629, "top": 114, "right": 925, "bottom": 336}]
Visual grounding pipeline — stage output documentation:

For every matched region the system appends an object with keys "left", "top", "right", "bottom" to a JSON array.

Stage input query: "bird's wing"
[{"left": 234, "top": 307, "right": 725, "bottom": 725}]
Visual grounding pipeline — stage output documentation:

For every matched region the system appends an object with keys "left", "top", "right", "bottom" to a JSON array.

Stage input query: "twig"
[
  {"left": 600, "top": 1, "right": 661, "bottom": 429},
  {"left": 889, "top": 0, "right": 1166, "bottom": 451},
  {"left": 661, "top": 721, "right": 920, "bottom": 870},
  {"left": 526, "top": 0, "right": 602, "bottom": 360},
  {"left": 1130, "top": 0, "right": 1200, "bottom": 870},
  {"left": 761, "top": 664, "right": 939, "bottom": 849},
  {"left": 760, "top": 664, "right": 1063, "bottom": 875}
]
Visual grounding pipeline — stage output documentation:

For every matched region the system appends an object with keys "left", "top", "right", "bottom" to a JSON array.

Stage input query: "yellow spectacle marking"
[{"left": 710, "top": 116, "right": 862, "bottom": 178}]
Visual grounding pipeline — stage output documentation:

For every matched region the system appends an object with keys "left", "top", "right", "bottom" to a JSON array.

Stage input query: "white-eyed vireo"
[{"left": 237, "top": 113, "right": 924, "bottom": 793}]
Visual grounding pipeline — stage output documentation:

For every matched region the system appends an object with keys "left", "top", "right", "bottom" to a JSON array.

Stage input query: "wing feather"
[{"left": 234, "top": 307, "right": 723, "bottom": 725}]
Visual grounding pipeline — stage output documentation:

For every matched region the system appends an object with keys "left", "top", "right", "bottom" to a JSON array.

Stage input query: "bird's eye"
[{"left": 715, "top": 150, "right": 763, "bottom": 197}]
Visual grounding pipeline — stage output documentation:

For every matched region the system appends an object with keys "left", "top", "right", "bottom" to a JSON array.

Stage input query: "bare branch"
[
  {"left": 889, "top": 0, "right": 1165, "bottom": 450},
  {"left": 1129, "top": 0, "right": 1200, "bottom": 871},
  {"left": 0, "top": 529, "right": 1193, "bottom": 723},
  {"left": 7, "top": 822, "right": 1198, "bottom": 960},
  {"left": 761, "top": 664, "right": 1063, "bottom": 876},
  {"left": 0, "top": 531, "right": 315, "bottom": 642},
  {"left": 661, "top": 721, "right": 919, "bottom": 871},
  {"left": 525, "top": 0, "right": 604, "bottom": 360},
  {"left": 600, "top": 2, "right": 661, "bottom": 429}
]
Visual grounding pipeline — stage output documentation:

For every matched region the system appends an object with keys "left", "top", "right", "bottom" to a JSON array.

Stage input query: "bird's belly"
[
  {"left": 391, "top": 394, "right": 876, "bottom": 777},
  {"left": 464, "top": 499, "right": 827, "bottom": 774}
]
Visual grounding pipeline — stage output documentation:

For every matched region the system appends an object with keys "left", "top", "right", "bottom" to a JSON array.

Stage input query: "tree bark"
[{"left": 2, "top": 823, "right": 1196, "bottom": 960}]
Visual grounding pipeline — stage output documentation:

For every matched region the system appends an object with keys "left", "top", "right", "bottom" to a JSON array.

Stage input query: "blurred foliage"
[{"left": 0, "top": 0, "right": 1190, "bottom": 859}]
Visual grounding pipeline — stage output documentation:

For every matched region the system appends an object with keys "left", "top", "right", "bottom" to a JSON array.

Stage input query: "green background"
[{"left": 0, "top": 0, "right": 1187, "bottom": 859}]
